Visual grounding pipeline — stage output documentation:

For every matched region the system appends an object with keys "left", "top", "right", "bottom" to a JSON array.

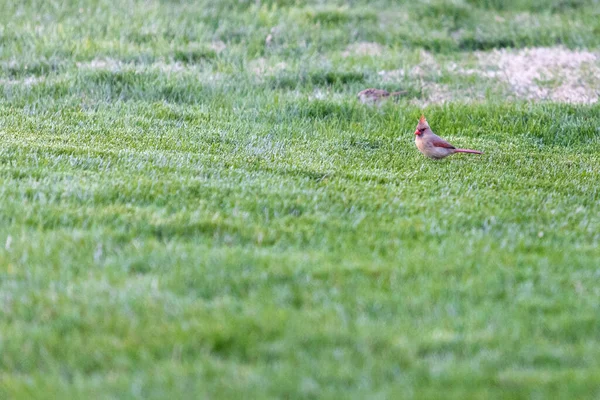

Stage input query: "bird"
[
  {"left": 357, "top": 88, "right": 406, "bottom": 105},
  {"left": 414, "top": 114, "right": 483, "bottom": 159}
]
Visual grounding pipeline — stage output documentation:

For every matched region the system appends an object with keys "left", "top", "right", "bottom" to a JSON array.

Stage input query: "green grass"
[{"left": 1, "top": 0, "right": 600, "bottom": 398}]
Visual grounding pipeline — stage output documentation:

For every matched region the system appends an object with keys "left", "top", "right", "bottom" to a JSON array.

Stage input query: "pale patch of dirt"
[
  {"left": 342, "top": 42, "right": 384, "bottom": 58},
  {"left": 472, "top": 47, "right": 600, "bottom": 104},
  {"left": 378, "top": 47, "right": 599, "bottom": 105}
]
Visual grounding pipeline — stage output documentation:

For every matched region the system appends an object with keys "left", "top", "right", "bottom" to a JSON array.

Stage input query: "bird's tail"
[
  {"left": 390, "top": 90, "right": 407, "bottom": 96},
  {"left": 455, "top": 148, "right": 483, "bottom": 155}
]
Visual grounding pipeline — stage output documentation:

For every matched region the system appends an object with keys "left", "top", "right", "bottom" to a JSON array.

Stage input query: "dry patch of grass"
[
  {"left": 376, "top": 47, "right": 599, "bottom": 105},
  {"left": 475, "top": 47, "right": 599, "bottom": 104}
]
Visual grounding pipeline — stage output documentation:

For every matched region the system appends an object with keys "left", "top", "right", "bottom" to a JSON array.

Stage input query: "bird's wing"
[{"left": 431, "top": 136, "right": 455, "bottom": 149}]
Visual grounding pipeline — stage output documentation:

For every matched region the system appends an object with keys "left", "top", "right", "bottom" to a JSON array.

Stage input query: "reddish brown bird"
[{"left": 414, "top": 115, "right": 483, "bottom": 159}]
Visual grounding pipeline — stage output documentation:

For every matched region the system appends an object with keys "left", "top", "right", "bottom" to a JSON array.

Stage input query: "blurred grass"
[{"left": 1, "top": 0, "right": 600, "bottom": 399}]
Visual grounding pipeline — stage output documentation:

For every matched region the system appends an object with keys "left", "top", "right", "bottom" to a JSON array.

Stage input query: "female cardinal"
[{"left": 414, "top": 115, "right": 483, "bottom": 159}]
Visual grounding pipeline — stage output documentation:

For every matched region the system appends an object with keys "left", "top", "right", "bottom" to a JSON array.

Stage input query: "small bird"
[
  {"left": 414, "top": 114, "right": 483, "bottom": 159},
  {"left": 357, "top": 88, "right": 406, "bottom": 105}
]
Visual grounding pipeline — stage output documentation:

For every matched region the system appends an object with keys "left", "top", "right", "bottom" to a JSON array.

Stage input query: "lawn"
[{"left": 1, "top": 0, "right": 600, "bottom": 398}]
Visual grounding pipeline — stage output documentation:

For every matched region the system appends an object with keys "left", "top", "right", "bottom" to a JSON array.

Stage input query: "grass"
[{"left": 1, "top": 0, "right": 600, "bottom": 398}]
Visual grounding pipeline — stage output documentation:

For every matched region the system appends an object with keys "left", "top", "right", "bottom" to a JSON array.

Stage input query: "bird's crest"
[{"left": 416, "top": 114, "right": 430, "bottom": 131}]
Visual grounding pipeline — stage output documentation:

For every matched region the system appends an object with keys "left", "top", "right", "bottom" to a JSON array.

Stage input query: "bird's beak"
[{"left": 414, "top": 129, "right": 420, "bottom": 135}]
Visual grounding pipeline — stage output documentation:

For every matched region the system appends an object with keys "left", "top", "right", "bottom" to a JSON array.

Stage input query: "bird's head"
[{"left": 414, "top": 114, "right": 430, "bottom": 135}]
